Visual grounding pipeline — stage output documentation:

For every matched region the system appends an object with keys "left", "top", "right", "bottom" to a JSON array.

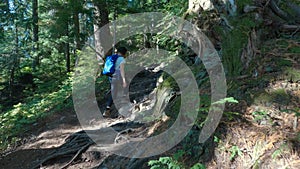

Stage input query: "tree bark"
[
  {"left": 72, "top": 0, "right": 81, "bottom": 51},
  {"left": 74, "top": 12, "right": 81, "bottom": 50},
  {"left": 9, "top": 25, "right": 19, "bottom": 98},
  {"left": 93, "top": 0, "right": 113, "bottom": 59},
  {"left": 65, "top": 23, "right": 71, "bottom": 73},
  {"left": 189, "top": 0, "right": 214, "bottom": 13},
  {"left": 32, "top": 0, "right": 39, "bottom": 69},
  {"left": 188, "top": 0, "right": 237, "bottom": 15}
]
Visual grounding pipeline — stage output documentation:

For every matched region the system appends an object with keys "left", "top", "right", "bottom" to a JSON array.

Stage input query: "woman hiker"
[{"left": 104, "top": 47, "right": 128, "bottom": 117}]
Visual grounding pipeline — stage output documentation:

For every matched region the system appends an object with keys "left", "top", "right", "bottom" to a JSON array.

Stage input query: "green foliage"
[
  {"left": 196, "top": 96, "right": 238, "bottom": 127},
  {"left": 148, "top": 156, "right": 206, "bottom": 169},
  {"left": 190, "top": 163, "right": 206, "bottom": 169},
  {"left": 148, "top": 157, "right": 182, "bottom": 169},
  {"left": 271, "top": 142, "right": 290, "bottom": 160},
  {"left": 284, "top": 68, "right": 300, "bottom": 82},
  {"left": 214, "top": 136, "right": 220, "bottom": 143},
  {"left": 218, "top": 14, "right": 258, "bottom": 76},
  {"left": 229, "top": 145, "right": 243, "bottom": 161},
  {"left": 160, "top": 0, "right": 188, "bottom": 16},
  {"left": 0, "top": 75, "right": 73, "bottom": 151},
  {"left": 254, "top": 88, "right": 292, "bottom": 106},
  {"left": 271, "top": 89, "right": 290, "bottom": 104},
  {"left": 159, "top": 72, "right": 180, "bottom": 91},
  {"left": 252, "top": 110, "right": 268, "bottom": 123},
  {"left": 288, "top": 46, "right": 300, "bottom": 53},
  {"left": 212, "top": 97, "right": 239, "bottom": 105},
  {"left": 148, "top": 129, "right": 206, "bottom": 168},
  {"left": 271, "top": 149, "right": 282, "bottom": 160},
  {"left": 223, "top": 111, "right": 240, "bottom": 121},
  {"left": 276, "top": 58, "right": 293, "bottom": 67},
  {"left": 173, "top": 150, "right": 185, "bottom": 161}
]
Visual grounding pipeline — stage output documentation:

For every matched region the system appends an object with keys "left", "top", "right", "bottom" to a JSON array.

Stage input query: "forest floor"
[{"left": 1, "top": 55, "right": 300, "bottom": 168}]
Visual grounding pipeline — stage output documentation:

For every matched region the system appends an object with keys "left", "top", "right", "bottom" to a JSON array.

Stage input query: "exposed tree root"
[
  {"left": 33, "top": 131, "right": 94, "bottom": 169},
  {"left": 60, "top": 142, "right": 94, "bottom": 169}
]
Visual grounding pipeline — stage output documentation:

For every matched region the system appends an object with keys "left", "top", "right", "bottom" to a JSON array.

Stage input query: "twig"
[{"left": 291, "top": 26, "right": 300, "bottom": 37}]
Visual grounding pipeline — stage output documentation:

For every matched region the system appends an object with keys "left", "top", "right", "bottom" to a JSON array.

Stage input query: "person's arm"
[{"left": 120, "top": 63, "right": 127, "bottom": 88}]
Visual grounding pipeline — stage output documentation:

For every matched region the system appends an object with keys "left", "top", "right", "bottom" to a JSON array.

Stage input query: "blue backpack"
[{"left": 102, "top": 54, "right": 119, "bottom": 76}]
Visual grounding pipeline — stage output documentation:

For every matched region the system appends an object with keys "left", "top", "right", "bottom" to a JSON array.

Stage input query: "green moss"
[
  {"left": 288, "top": 46, "right": 300, "bottom": 53},
  {"left": 254, "top": 89, "right": 292, "bottom": 106},
  {"left": 271, "top": 89, "right": 290, "bottom": 105},
  {"left": 284, "top": 68, "right": 300, "bottom": 82},
  {"left": 276, "top": 58, "right": 293, "bottom": 67},
  {"left": 254, "top": 92, "right": 273, "bottom": 105},
  {"left": 276, "top": 39, "right": 290, "bottom": 47}
]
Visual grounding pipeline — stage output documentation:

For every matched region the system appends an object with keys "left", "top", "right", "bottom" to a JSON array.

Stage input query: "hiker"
[{"left": 104, "top": 47, "right": 128, "bottom": 117}]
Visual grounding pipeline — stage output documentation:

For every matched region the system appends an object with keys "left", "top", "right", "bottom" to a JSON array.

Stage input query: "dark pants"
[{"left": 106, "top": 71, "right": 123, "bottom": 109}]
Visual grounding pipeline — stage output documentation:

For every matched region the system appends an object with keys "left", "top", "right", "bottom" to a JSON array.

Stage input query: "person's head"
[{"left": 117, "top": 47, "right": 128, "bottom": 57}]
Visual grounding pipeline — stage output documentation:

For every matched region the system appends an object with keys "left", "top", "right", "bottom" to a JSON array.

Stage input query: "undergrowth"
[{"left": 0, "top": 75, "right": 74, "bottom": 151}]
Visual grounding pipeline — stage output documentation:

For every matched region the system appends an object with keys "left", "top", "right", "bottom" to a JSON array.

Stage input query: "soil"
[
  {"left": 0, "top": 68, "right": 166, "bottom": 169},
  {"left": 1, "top": 65, "right": 300, "bottom": 169}
]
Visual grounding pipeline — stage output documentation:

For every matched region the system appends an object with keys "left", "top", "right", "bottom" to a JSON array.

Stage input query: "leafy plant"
[
  {"left": 196, "top": 97, "right": 239, "bottom": 127},
  {"left": 148, "top": 156, "right": 206, "bottom": 169},
  {"left": 272, "top": 142, "right": 289, "bottom": 160},
  {"left": 212, "top": 97, "right": 239, "bottom": 105},
  {"left": 252, "top": 111, "right": 268, "bottom": 122},
  {"left": 217, "top": 14, "right": 259, "bottom": 76},
  {"left": 148, "top": 157, "right": 182, "bottom": 169},
  {"left": 229, "top": 145, "right": 243, "bottom": 161},
  {"left": 214, "top": 136, "right": 221, "bottom": 143},
  {"left": 223, "top": 111, "right": 240, "bottom": 121},
  {"left": 190, "top": 163, "right": 206, "bottom": 169},
  {"left": 173, "top": 150, "right": 185, "bottom": 161},
  {"left": 271, "top": 149, "right": 282, "bottom": 160},
  {"left": 0, "top": 75, "right": 75, "bottom": 151}
]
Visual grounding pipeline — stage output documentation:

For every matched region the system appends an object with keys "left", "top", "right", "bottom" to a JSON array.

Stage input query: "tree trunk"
[
  {"left": 189, "top": 0, "right": 214, "bottom": 13},
  {"left": 9, "top": 25, "right": 19, "bottom": 98},
  {"left": 32, "top": 0, "right": 39, "bottom": 69},
  {"left": 65, "top": 23, "right": 71, "bottom": 73},
  {"left": 188, "top": 0, "right": 236, "bottom": 15},
  {"left": 74, "top": 11, "right": 80, "bottom": 50},
  {"left": 93, "top": 0, "right": 113, "bottom": 59},
  {"left": 72, "top": 0, "right": 81, "bottom": 51}
]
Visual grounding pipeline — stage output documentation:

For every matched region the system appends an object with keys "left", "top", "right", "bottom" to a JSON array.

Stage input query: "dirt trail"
[
  {"left": 1, "top": 62, "right": 300, "bottom": 169},
  {"left": 0, "top": 68, "right": 167, "bottom": 169}
]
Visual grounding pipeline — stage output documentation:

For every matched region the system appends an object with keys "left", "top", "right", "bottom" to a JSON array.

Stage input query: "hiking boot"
[{"left": 103, "top": 109, "right": 111, "bottom": 117}]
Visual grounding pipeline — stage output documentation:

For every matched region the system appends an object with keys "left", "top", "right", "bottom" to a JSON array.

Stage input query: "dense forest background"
[{"left": 0, "top": 0, "right": 300, "bottom": 168}]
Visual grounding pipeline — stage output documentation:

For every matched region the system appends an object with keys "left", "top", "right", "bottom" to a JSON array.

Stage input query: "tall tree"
[
  {"left": 93, "top": 0, "right": 112, "bottom": 59},
  {"left": 64, "top": 21, "right": 71, "bottom": 72},
  {"left": 70, "top": 0, "right": 82, "bottom": 51},
  {"left": 32, "top": 0, "right": 39, "bottom": 69}
]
